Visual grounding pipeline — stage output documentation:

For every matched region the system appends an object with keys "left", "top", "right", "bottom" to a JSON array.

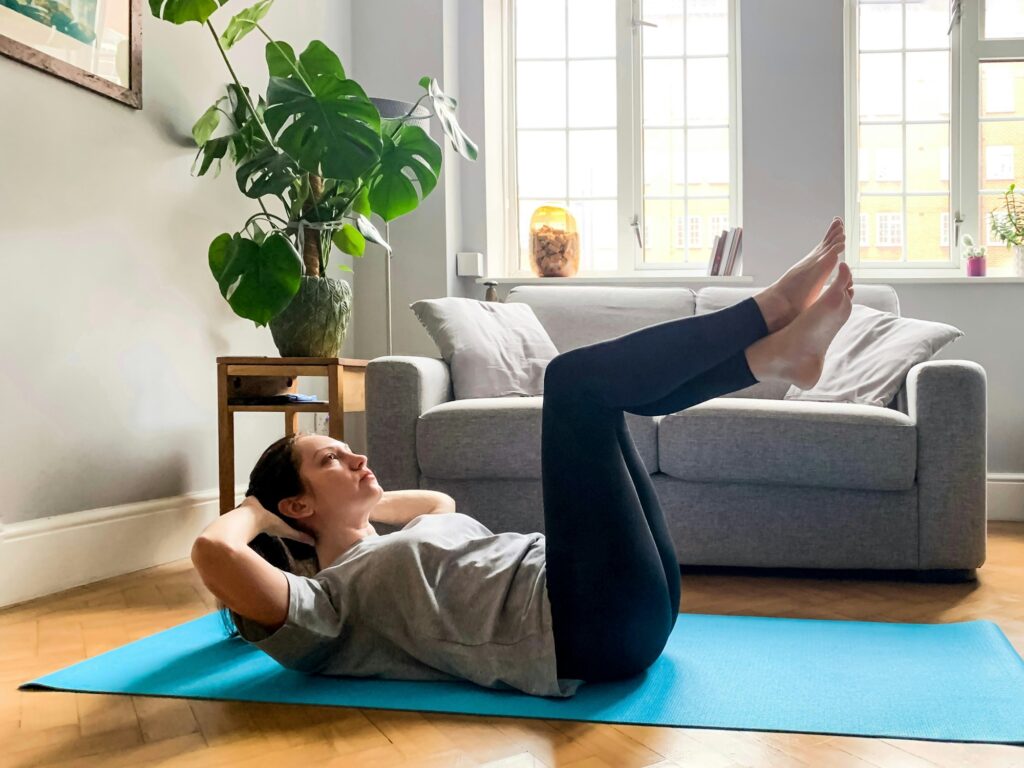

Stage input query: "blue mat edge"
[{"left": 15, "top": 612, "right": 1024, "bottom": 748}]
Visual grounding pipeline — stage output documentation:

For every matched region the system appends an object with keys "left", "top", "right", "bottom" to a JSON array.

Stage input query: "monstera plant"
[{"left": 150, "top": 0, "right": 477, "bottom": 356}]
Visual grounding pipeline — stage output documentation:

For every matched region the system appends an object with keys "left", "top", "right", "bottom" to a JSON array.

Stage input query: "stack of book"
[{"left": 707, "top": 226, "right": 743, "bottom": 276}]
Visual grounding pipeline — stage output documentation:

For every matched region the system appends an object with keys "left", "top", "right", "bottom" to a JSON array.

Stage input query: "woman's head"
[{"left": 217, "top": 431, "right": 382, "bottom": 636}]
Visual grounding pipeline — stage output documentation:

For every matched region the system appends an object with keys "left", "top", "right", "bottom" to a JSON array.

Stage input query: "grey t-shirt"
[{"left": 234, "top": 511, "right": 584, "bottom": 698}]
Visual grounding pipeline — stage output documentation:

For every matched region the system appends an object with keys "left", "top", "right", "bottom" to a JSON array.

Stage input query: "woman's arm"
[
  {"left": 191, "top": 500, "right": 310, "bottom": 632},
  {"left": 370, "top": 490, "right": 456, "bottom": 526}
]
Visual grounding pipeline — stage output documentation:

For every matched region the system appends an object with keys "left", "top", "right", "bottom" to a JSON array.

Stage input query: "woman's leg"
[{"left": 543, "top": 298, "right": 770, "bottom": 682}]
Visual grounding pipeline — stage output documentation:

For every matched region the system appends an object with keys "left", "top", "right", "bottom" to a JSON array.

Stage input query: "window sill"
[
  {"left": 476, "top": 275, "right": 755, "bottom": 285},
  {"left": 850, "top": 270, "right": 1024, "bottom": 283}
]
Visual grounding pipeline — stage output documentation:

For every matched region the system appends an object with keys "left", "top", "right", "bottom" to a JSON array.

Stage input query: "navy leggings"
[{"left": 543, "top": 296, "right": 771, "bottom": 682}]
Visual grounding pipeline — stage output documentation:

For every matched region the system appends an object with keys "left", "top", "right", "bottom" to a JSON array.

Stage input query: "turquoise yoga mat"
[{"left": 19, "top": 612, "right": 1024, "bottom": 745}]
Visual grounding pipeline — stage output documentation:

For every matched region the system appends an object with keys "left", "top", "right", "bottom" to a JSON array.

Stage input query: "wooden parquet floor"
[{"left": 3, "top": 522, "right": 1024, "bottom": 768}]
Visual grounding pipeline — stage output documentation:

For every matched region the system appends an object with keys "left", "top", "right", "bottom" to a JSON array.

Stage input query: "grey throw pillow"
[
  {"left": 783, "top": 304, "right": 964, "bottom": 407},
  {"left": 409, "top": 297, "right": 560, "bottom": 399}
]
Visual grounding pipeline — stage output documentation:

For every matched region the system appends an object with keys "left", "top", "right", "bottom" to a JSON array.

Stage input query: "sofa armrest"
[
  {"left": 366, "top": 356, "right": 453, "bottom": 491},
  {"left": 906, "top": 359, "right": 987, "bottom": 569}
]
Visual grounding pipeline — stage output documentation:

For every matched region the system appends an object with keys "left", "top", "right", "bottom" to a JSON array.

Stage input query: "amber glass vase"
[{"left": 529, "top": 205, "right": 580, "bottom": 277}]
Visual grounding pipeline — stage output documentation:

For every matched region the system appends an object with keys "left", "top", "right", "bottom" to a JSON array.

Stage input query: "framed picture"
[{"left": 0, "top": 0, "right": 141, "bottom": 108}]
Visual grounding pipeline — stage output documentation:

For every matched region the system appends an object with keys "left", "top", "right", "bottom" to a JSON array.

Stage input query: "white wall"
[{"left": 0, "top": 0, "right": 354, "bottom": 525}]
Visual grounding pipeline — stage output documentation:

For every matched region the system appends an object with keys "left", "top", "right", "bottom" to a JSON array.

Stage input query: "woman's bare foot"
[
  {"left": 745, "top": 262, "right": 854, "bottom": 389},
  {"left": 753, "top": 218, "right": 846, "bottom": 333}
]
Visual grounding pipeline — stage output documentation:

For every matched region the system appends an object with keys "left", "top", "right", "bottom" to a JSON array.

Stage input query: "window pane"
[
  {"left": 984, "top": 0, "right": 1024, "bottom": 39},
  {"left": 568, "top": 59, "right": 616, "bottom": 128},
  {"left": 906, "top": 195, "right": 951, "bottom": 262},
  {"left": 980, "top": 122, "right": 1024, "bottom": 190},
  {"left": 644, "top": 128, "right": 685, "bottom": 196},
  {"left": 858, "top": 124, "right": 903, "bottom": 195},
  {"left": 689, "top": 198, "right": 729, "bottom": 263},
  {"left": 571, "top": 199, "right": 618, "bottom": 270},
  {"left": 980, "top": 61, "right": 1024, "bottom": 118},
  {"left": 859, "top": 53, "right": 903, "bottom": 120},
  {"left": 906, "top": 52, "right": 949, "bottom": 121},
  {"left": 642, "top": 0, "right": 685, "bottom": 57},
  {"left": 517, "top": 131, "right": 567, "bottom": 198},
  {"left": 686, "top": 0, "right": 728, "bottom": 57},
  {"left": 568, "top": 130, "right": 617, "bottom": 197},
  {"left": 685, "top": 127, "right": 729, "bottom": 195},
  {"left": 686, "top": 57, "right": 729, "bottom": 125},
  {"left": 643, "top": 198, "right": 675, "bottom": 263},
  {"left": 906, "top": 0, "right": 951, "bottom": 50},
  {"left": 567, "top": 0, "right": 615, "bottom": 58},
  {"left": 644, "top": 59, "right": 686, "bottom": 125},
  {"left": 516, "top": 0, "right": 565, "bottom": 59},
  {"left": 859, "top": 196, "right": 903, "bottom": 262},
  {"left": 979, "top": 194, "right": 1019, "bottom": 271},
  {"left": 906, "top": 123, "right": 950, "bottom": 193},
  {"left": 516, "top": 61, "right": 566, "bottom": 129},
  {"left": 859, "top": 2, "right": 901, "bottom": 51}
]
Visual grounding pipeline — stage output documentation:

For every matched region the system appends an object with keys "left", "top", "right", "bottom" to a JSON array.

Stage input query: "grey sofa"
[{"left": 366, "top": 285, "right": 987, "bottom": 580}]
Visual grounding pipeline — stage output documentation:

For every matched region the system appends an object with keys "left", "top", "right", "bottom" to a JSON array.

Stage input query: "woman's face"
[{"left": 289, "top": 435, "right": 383, "bottom": 530}]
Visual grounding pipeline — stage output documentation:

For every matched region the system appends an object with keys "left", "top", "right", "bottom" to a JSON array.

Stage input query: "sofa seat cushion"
[
  {"left": 418, "top": 397, "right": 659, "bottom": 479},
  {"left": 659, "top": 398, "right": 916, "bottom": 491}
]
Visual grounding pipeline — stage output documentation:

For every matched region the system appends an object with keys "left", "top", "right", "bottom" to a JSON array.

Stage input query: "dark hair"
[{"left": 217, "top": 431, "right": 322, "bottom": 638}]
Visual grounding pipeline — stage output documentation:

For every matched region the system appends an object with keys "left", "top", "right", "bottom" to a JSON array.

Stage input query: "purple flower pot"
[{"left": 966, "top": 257, "right": 987, "bottom": 276}]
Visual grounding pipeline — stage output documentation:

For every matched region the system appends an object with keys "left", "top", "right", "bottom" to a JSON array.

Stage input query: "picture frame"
[{"left": 0, "top": 0, "right": 142, "bottom": 109}]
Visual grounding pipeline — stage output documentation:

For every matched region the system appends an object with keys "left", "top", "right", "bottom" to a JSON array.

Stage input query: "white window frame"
[
  {"left": 845, "top": 0, "right": 1024, "bottom": 271},
  {"left": 493, "top": 0, "right": 742, "bottom": 278}
]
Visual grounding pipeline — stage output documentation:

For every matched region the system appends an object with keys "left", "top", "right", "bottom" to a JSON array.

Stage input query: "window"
[
  {"left": 850, "top": 0, "right": 950, "bottom": 269},
  {"left": 986, "top": 145, "right": 1015, "bottom": 179},
  {"left": 848, "top": 0, "right": 1024, "bottom": 273},
  {"left": 710, "top": 214, "right": 729, "bottom": 238},
  {"left": 878, "top": 213, "right": 904, "bottom": 246},
  {"left": 860, "top": 212, "right": 870, "bottom": 246},
  {"left": 688, "top": 216, "right": 703, "bottom": 248},
  {"left": 507, "top": 0, "right": 739, "bottom": 276},
  {"left": 673, "top": 216, "right": 687, "bottom": 249}
]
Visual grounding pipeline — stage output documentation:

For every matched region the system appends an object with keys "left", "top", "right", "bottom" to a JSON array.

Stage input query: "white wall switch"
[{"left": 456, "top": 251, "right": 485, "bottom": 277}]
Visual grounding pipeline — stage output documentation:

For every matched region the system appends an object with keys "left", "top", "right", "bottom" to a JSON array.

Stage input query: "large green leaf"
[
  {"left": 209, "top": 232, "right": 304, "bottom": 326},
  {"left": 264, "top": 75, "right": 382, "bottom": 180},
  {"left": 367, "top": 124, "right": 442, "bottom": 221},
  {"left": 191, "top": 135, "right": 231, "bottom": 177},
  {"left": 149, "top": 0, "right": 228, "bottom": 24},
  {"left": 266, "top": 40, "right": 301, "bottom": 78},
  {"left": 331, "top": 223, "right": 365, "bottom": 257},
  {"left": 418, "top": 76, "right": 478, "bottom": 161},
  {"left": 298, "top": 40, "right": 345, "bottom": 80},
  {"left": 192, "top": 97, "right": 225, "bottom": 146},
  {"left": 235, "top": 148, "right": 299, "bottom": 198},
  {"left": 219, "top": 0, "right": 274, "bottom": 49}
]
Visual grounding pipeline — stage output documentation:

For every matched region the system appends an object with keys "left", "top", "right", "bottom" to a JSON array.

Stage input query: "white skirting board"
[
  {"left": 0, "top": 486, "right": 246, "bottom": 610},
  {"left": 1, "top": 477, "right": 1022, "bottom": 609}
]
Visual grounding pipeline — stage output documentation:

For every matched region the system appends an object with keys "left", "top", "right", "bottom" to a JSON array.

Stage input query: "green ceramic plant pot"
[{"left": 269, "top": 276, "right": 352, "bottom": 358}]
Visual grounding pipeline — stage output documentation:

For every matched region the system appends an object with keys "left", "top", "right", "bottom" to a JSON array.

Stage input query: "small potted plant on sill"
[
  {"left": 151, "top": 0, "right": 478, "bottom": 358},
  {"left": 989, "top": 182, "right": 1024, "bottom": 276},
  {"left": 961, "top": 234, "right": 987, "bottom": 277}
]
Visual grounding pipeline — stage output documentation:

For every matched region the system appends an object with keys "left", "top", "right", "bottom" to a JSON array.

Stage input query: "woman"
[{"left": 192, "top": 218, "right": 851, "bottom": 698}]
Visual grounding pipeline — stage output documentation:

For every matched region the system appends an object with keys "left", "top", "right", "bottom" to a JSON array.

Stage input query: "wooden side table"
[{"left": 217, "top": 356, "right": 369, "bottom": 515}]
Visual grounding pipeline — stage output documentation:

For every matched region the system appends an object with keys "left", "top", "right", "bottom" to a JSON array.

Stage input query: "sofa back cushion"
[
  {"left": 694, "top": 284, "right": 901, "bottom": 400},
  {"left": 505, "top": 286, "right": 698, "bottom": 352}
]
